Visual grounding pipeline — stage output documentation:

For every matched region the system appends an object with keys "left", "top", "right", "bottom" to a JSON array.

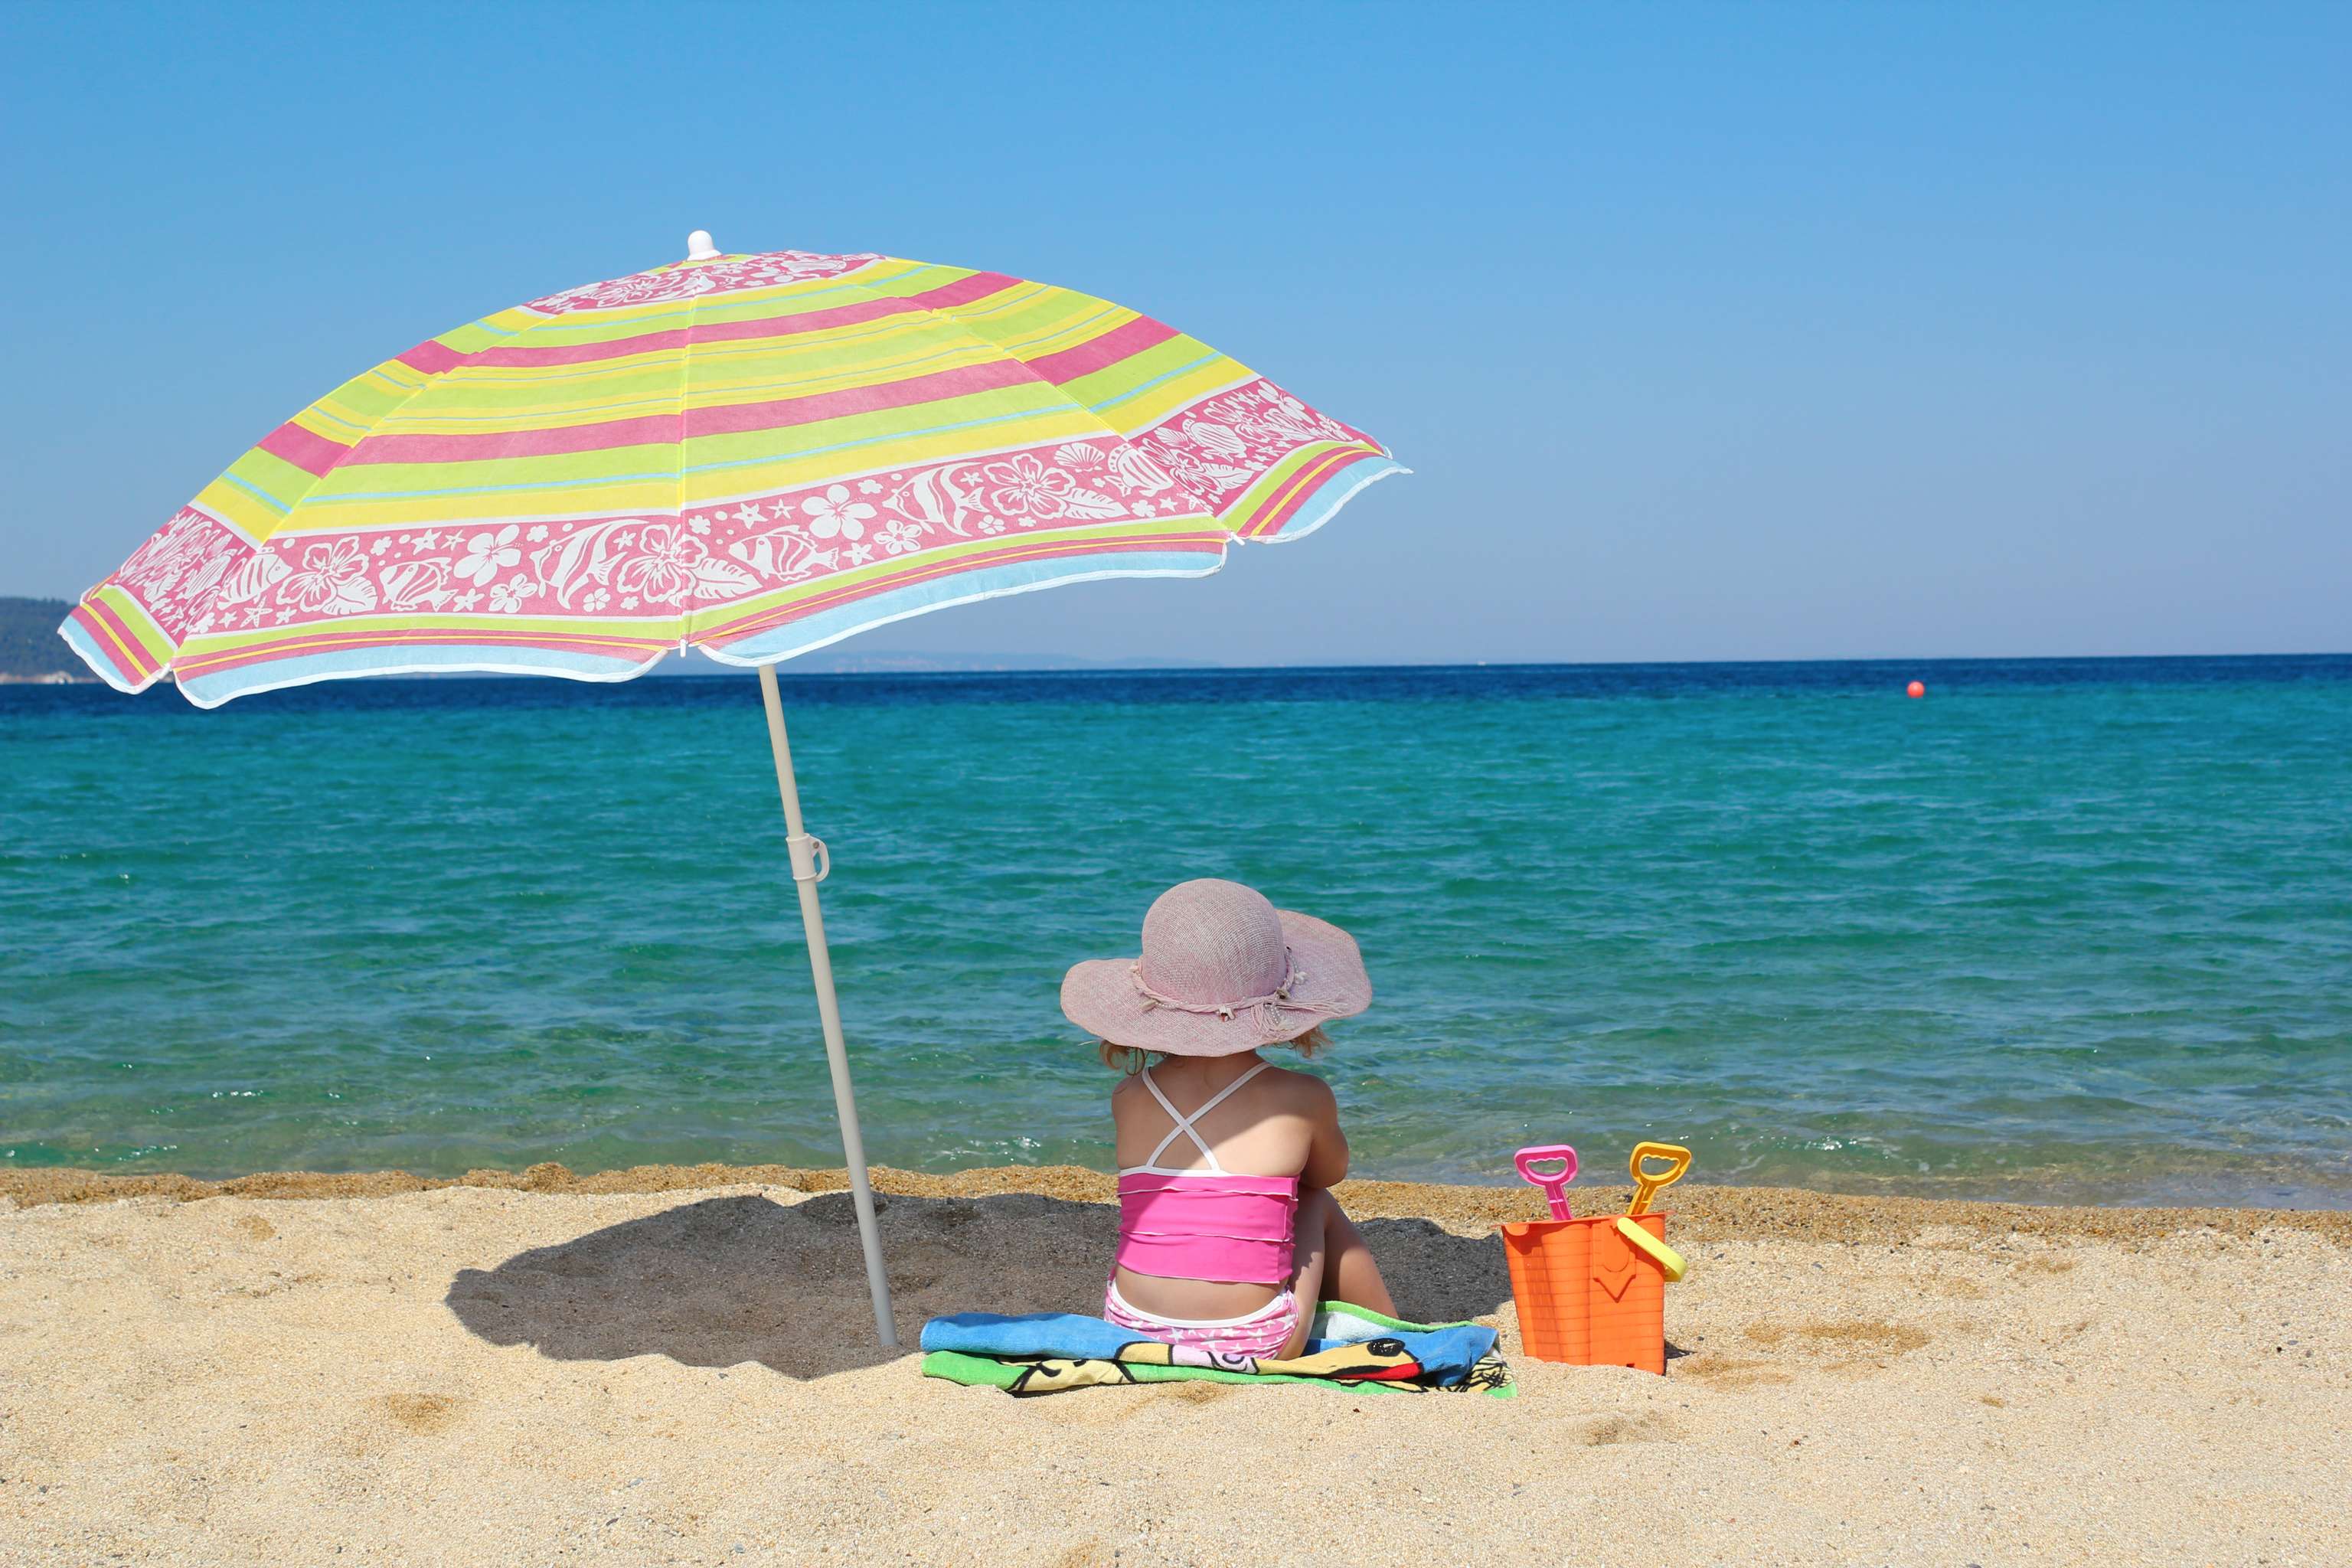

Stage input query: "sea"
[{"left": 4, "top": 655, "right": 2348, "bottom": 1207}]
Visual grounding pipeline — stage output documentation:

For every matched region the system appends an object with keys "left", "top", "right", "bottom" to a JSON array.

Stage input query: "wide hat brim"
[{"left": 1060, "top": 910, "right": 1372, "bottom": 1057}]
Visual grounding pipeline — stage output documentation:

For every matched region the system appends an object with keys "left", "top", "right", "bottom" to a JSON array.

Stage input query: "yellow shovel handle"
[
  {"left": 1627, "top": 1140, "right": 1692, "bottom": 1216},
  {"left": 1615, "top": 1216, "right": 1688, "bottom": 1282}
]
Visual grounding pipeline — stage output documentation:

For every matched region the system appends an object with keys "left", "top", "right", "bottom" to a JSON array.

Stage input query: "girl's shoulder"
[{"left": 1253, "top": 1061, "right": 1338, "bottom": 1113}]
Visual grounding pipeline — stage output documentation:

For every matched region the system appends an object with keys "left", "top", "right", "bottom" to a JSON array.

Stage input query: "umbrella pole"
[{"left": 756, "top": 662, "right": 898, "bottom": 1349}]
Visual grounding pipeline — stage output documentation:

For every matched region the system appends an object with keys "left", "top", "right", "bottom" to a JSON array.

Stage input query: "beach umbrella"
[{"left": 58, "top": 233, "right": 1405, "bottom": 1346}]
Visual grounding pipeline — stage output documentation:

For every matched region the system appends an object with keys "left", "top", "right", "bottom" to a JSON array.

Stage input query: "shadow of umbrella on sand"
[
  {"left": 61, "top": 233, "right": 1406, "bottom": 1345},
  {"left": 444, "top": 1192, "right": 1511, "bottom": 1377}
]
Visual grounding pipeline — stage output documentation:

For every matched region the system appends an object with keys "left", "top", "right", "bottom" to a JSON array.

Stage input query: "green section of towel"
[{"left": 920, "top": 1351, "right": 1024, "bottom": 1391}]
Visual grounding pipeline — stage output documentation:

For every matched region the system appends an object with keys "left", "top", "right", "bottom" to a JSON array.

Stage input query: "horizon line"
[{"left": 670, "top": 649, "right": 2352, "bottom": 673}]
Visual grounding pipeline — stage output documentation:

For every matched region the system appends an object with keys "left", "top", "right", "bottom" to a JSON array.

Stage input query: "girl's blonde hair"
[{"left": 1099, "top": 1026, "right": 1330, "bottom": 1073}]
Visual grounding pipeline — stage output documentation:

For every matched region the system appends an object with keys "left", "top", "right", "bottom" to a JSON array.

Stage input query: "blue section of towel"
[
  {"left": 919, "top": 1306, "right": 1498, "bottom": 1386},
  {"left": 920, "top": 1312, "right": 1138, "bottom": 1361}
]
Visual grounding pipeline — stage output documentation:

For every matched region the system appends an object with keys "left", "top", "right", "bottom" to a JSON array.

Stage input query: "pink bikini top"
[{"left": 1112, "top": 1062, "right": 1299, "bottom": 1287}]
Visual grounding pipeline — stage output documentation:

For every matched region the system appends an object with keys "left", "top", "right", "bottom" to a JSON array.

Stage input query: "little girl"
[{"left": 1061, "top": 878, "right": 1396, "bottom": 1361}]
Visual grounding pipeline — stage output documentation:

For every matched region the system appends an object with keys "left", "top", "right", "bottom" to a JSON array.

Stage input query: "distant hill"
[{"left": 0, "top": 598, "right": 95, "bottom": 683}]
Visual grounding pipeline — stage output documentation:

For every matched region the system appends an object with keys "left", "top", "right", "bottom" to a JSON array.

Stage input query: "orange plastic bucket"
[{"left": 1501, "top": 1210, "right": 1672, "bottom": 1374}]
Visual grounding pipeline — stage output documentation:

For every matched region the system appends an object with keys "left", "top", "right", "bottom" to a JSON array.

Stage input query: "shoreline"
[{"left": 9, "top": 1160, "right": 2350, "bottom": 1246}]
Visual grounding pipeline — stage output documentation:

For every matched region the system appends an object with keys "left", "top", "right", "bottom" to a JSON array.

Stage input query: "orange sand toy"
[{"left": 1501, "top": 1142, "right": 1691, "bottom": 1375}]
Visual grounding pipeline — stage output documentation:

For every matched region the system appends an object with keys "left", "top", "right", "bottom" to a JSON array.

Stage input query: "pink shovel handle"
[{"left": 1513, "top": 1145, "right": 1578, "bottom": 1220}]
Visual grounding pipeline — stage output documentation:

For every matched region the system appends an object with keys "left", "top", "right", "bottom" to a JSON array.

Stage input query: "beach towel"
[{"left": 919, "top": 1301, "right": 1513, "bottom": 1397}]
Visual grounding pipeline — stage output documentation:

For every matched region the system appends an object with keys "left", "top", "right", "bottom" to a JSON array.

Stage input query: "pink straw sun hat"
[{"left": 1060, "top": 879, "right": 1373, "bottom": 1057}]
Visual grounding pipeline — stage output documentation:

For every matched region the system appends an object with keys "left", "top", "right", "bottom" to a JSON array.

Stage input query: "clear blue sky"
[{"left": 3, "top": 2, "right": 2344, "bottom": 664}]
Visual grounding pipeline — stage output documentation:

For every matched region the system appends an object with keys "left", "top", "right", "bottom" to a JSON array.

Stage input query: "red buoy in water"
[{"left": 1906, "top": 680, "right": 1926, "bottom": 699}]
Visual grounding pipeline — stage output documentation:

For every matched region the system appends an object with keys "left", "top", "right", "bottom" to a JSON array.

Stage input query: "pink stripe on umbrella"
[
  {"left": 1024, "top": 316, "right": 1178, "bottom": 386},
  {"left": 469, "top": 297, "right": 933, "bottom": 370},
  {"left": 341, "top": 360, "right": 1040, "bottom": 466},
  {"left": 398, "top": 340, "right": 469, "bottom": 375},
  {"left": 906, "top": 271, "right": 1021, "bottom": 310},
  {"left": 256, "top": 420, "right": 353, "bottom": 478}
]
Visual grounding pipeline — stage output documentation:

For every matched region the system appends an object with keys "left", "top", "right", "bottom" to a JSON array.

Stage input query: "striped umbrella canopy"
[
  {"left": 59, "top": 234, "right": 1403, "bottom": 1348},
  {"left": 62, "top": 237, "right": 1402, "bottom": 705}
]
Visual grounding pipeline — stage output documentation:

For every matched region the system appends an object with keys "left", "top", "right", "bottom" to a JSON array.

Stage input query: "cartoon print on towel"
[{"left": 1001, "top": 1334, "right": 1428, "bottom": 1397}]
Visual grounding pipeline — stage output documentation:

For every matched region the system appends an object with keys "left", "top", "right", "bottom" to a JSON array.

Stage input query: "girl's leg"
[
  {"left": 1318, "top": 1194, "right": 1396, "bottom": 1318},
  {"left": 1281, "top": 1190, "right": 1399, "bottom": 1357}
]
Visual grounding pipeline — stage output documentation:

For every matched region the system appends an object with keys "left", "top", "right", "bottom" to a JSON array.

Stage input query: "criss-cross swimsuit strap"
[{"left": 1138, "top": 1061, "right": 1272, "bottom": 1176}]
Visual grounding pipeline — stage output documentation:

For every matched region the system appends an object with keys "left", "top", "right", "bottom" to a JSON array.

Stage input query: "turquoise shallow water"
[{"left": 4, "top": 656, "right": 2349, "bottom": 1206}]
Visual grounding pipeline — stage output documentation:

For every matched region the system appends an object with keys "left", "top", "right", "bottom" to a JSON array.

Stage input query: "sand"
[{"left": 2, "top": 1167, "right": 2346, "bottom": 1566}]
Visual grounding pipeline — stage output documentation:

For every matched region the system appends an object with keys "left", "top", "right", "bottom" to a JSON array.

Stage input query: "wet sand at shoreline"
[{"left": 3, "top": 1166, "right": 2346, "bottom": 1564}]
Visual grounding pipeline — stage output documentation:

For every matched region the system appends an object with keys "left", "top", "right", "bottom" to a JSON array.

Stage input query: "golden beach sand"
[{"left": 2, "top": 1165, "right": 2345, "bottom": 1566}]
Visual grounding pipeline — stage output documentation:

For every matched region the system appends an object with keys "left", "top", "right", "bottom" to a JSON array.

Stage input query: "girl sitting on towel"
[{"left": 1062, "top": 878, "right": 1397, "bottom": 1361}]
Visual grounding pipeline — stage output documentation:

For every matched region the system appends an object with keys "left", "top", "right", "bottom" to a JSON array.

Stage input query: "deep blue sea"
[{"left": 4, "top": 655, "right": 2348, "bottom": 1207}]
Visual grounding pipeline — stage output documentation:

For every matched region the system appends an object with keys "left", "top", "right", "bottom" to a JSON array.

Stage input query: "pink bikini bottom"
[{"left": 1102, "top": 1279, "right": 1301, "bottom": 1361}]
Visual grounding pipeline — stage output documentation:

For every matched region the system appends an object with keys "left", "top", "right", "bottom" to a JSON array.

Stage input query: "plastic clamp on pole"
[{"left": 788, "top": 833, "right": 831, "bottom": 884}]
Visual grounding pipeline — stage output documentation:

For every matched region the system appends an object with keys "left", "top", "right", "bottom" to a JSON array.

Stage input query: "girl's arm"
[{"left": 1298, "top": 1076, "right": 1350, "bottom": 1191}]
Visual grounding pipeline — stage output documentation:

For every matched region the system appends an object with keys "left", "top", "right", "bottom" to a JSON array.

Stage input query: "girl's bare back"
[{"left": 1110, "top": 1051, "right": 1344, "bottom": 1321}]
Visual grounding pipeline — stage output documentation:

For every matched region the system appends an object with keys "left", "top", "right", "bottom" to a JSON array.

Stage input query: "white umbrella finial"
[{"left": 686, "top": 229, "right": 720, "bottom": 261}]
